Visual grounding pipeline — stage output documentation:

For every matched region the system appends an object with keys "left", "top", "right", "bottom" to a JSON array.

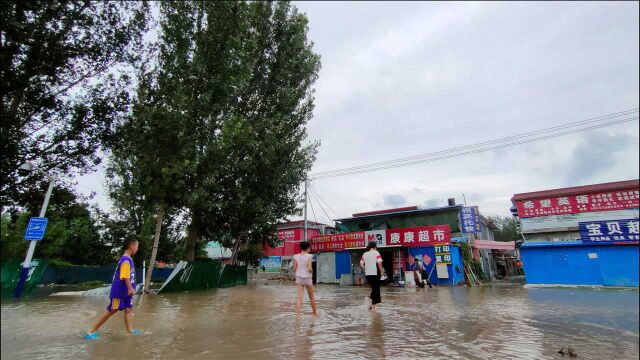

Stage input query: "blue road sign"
[{"left": 24, "top": 217, "right": 48, "bottom": 241}]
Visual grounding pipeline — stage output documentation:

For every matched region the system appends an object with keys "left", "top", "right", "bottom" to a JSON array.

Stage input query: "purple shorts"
[
  {"left": 107, "top": 296, "right": 133, "bottom": 311},
  {"left": 296, "top": 277, "right": 313, "bottom": 286}
]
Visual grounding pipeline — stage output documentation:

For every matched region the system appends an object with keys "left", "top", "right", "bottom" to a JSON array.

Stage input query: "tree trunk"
[
  {"left": 145, "top": 204, "right": 164, "bottom": 293},
  {"left": 230, "top": 236, "right": 244, "bottom": 265},
  {"left": 185, "top": 222, "right": 198, "bottom": 261}
]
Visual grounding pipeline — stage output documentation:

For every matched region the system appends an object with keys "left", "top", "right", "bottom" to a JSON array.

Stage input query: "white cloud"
[{"left": 76, "top": 2, "right": 639, "bottom": 222}]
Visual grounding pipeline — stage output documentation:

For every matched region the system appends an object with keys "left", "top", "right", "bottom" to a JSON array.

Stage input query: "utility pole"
[
  {"left": 14, "top": 166, "right": 55, "bottom": 299},
  {"left": 304, "top": 179, "right": 308, "bottom": 242}
]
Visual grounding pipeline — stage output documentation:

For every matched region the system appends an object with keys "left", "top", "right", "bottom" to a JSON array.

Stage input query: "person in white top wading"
[
  {"left": 360, "top": 241, "right": 384, "bottom": 311},
  {"left": 293, "top": 241, "right": 318, "bottom": 317}
]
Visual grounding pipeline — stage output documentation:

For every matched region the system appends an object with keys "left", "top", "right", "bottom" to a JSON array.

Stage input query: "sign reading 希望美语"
[
  {"left": 516, "top": 189, "right": 639, "bottom": 218},
  {"left": 579, "top": 219, "right": 639, "bottom": 242}
]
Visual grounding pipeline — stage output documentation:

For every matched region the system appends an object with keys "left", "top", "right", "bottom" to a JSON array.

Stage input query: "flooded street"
[{"left": 2, "top": 283, "right": 638, "bottom": 360}]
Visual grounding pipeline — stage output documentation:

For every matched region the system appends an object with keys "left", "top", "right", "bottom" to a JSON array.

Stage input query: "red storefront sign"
[
  {"left": 266, "top": 228, "right": 320, "bottom": 257},
  {"left": 386, "top": 225, "right": 451, "bottom": 246},
  {"left": 516, "top": 189, "right": 639, "bottom": 218},
  {"left": 276, "top": 229, "right": 302, "bottom": 246},
  {"left": 310, "top": 225, "right": 451, "bottom": 252}
]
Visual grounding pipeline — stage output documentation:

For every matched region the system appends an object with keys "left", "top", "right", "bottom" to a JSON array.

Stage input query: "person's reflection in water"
[
  {"left": 367, "top": 312, "right": 386, "bottom": 358},
  {"left": 293, "top": 316, "right": 315, "bottom": 359}
]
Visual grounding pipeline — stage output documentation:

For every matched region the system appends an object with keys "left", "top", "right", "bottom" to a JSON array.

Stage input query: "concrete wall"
[{"left": 520, "top": 242, "right": 639, "bottom": 287}]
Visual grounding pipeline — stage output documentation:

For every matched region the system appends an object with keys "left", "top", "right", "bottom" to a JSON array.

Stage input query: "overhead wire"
[
  {"left": 311, "top": 114, "right": 639, "bottom": 179},
  {"left": 309, "top": 185, "right": 335, "bottom": 224},
  {"left": 308, "top": 190, "right": 319, "bottom": 224},
  {"left": 310, "top": 108, "right": 638, "bottom": 177},
  {"left": 310, "top": 186, "right": 341, "bottom": 220}
]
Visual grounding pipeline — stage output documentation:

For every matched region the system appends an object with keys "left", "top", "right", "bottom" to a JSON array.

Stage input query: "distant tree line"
[{"left": 0, "top": 1, "right": 320, "bottom": 267}]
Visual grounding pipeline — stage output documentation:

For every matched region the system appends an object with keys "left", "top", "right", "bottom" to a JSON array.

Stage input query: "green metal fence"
[
  {"left": 1, "top": 259, "right": 48, "bottom": 298},
  {"left": 158, "top": 260, "right": 247, "bottom": 293}
]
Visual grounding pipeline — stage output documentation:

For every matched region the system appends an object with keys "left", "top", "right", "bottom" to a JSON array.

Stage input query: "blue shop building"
[{"left": 512, "top": 179, "right": 639, "bottom": 287}]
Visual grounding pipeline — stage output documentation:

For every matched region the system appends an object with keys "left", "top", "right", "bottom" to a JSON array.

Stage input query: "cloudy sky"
[{"left": 78, "top": 1, "right": 639, "bottom": 222}]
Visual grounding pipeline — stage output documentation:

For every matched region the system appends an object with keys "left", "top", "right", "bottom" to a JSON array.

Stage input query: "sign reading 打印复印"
[
  {"left": 310, "top": 226, "right": 451, "bottom": 252},
  {"left": 434, "top": 243, "right": 452, "bottom": 264},
  {"left": 516, "top": 189, "right": 639, "bottom": 218},
  {"left": 460, "top": 206, "right": 481, "bottom": 234},
  {"left": 579, "top": 219, "right": 640, "bottom": 242}
]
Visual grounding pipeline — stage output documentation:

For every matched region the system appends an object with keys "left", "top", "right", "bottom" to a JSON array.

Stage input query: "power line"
[
  {"left": 311, "top": 108, "right": 638, "bottom": 178},
  {"left": 310, "top": 186, "right": 340, "bottom": 220},
  {"left": 308, "top": 192, "right": 319, "bottom": 224},
  {"left": 313, "top": 116, "right": 638, "bottom": 179},
  {"left": 311, "top": 114, "right": 638, "bottom": 179},
  {"left": 309, "top": 186, "right": 334, "bottom": 224}
]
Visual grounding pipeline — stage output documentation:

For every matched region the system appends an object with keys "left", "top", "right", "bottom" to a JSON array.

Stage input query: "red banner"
[
  {"left": 516, "top": 189, "right": 639, "bottom": 218},
  {"left": 310, "top": 232, "right": 365, "bottom": 252},
  {"left": 310, "top": 225, "right": 451, "bottom": 252}
]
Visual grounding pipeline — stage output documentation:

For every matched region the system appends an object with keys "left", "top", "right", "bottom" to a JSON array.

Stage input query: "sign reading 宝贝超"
[
  {"left": 516, "top": 189, "right": 639, "bottom": 218},
  {"left": 460, "top": 206, "right": 480, "bottom": 233},
  {"left": 579, "top": 219, "right": 640, "bottom": 242}
]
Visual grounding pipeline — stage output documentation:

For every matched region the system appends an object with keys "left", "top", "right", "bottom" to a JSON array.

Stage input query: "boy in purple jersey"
[{"left": 84, "top": 238, "right": 140, "bottom": 339}]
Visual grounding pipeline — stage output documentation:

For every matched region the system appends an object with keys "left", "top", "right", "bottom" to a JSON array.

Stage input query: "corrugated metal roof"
[
  {"left": 511, "top": 179, "right": 639, "bottom": 202},
  {"left": 335, "top": 205, "right": 463, "bottom": 222},
  {"left": 352, "top": 206, "right": 419, "bottom": 217}
]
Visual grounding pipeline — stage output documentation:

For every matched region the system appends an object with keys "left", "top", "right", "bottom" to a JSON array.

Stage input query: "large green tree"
[
  {"left": 152, "top": 1, "right": 321, "bottom": 261},
  {"left": 0, "top": 1, "right": 148, "bottom": 208}
]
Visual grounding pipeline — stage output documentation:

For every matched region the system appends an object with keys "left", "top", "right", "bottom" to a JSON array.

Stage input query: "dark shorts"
[{"left": 107, "top": 296, "right": 133, "bottom": 311}]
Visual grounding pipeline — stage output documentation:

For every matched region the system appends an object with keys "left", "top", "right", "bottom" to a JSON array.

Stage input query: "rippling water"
[{"left": 1, "top": 283, "right": 638, "bottom": 359}]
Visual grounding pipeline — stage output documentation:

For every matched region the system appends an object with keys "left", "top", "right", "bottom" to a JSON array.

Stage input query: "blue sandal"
[
  {"left": 131, "top": 329, "right": 141, "bottom": 335},
  {"left": 83, "top": 332, "right": 100, "bottom": 340}
]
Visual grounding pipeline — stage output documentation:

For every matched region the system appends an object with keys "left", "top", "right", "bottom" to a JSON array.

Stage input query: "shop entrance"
[{"left": 378, "top": 249, "right": 394, "bottom": 284}]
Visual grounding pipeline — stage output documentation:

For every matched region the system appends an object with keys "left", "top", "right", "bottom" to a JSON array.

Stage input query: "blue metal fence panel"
[
  {"left": 335, "top": 251, "right": 351, "bottom": 280},
  {"left": 520, "top": 242, "right": 639, "bottom": 286}
]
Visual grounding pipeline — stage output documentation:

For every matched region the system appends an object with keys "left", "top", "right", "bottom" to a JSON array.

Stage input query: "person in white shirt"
[
  {"left": 360, "top": 241, "right": 384, "bottom": 310},
  {"left": 293, "top": 241, "right": 317, "bottom": 317}
]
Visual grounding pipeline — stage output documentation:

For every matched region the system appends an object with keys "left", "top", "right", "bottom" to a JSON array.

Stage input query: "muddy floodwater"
[{"left": 1, "top": 282, "right": 638, "bottom": 359}]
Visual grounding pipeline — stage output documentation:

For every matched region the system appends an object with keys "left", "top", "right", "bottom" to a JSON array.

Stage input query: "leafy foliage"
[
  {"left": 1, "top": 184, "right": 112, "bottom": 265},
  {"left": 487, "top": 215, "right": 519, "bottom": 242},
  {"left": 0, "top": 1, "right": 148, "bottom": 208}
]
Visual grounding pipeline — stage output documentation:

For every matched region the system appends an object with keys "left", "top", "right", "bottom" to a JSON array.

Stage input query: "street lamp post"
[{"left": 14, "top": 163, "right": 56, "bottom": 299}]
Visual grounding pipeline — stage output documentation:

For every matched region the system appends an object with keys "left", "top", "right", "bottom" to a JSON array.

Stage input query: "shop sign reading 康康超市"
[
  {"left": 579, "top": 219, "right": 640, "bottom": 242},
  {"left": 516, "top": 189, "right": 639, "bottom": 218},
  {"left": 386, "top": 226, "right": 451, "bottom": 247}
]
